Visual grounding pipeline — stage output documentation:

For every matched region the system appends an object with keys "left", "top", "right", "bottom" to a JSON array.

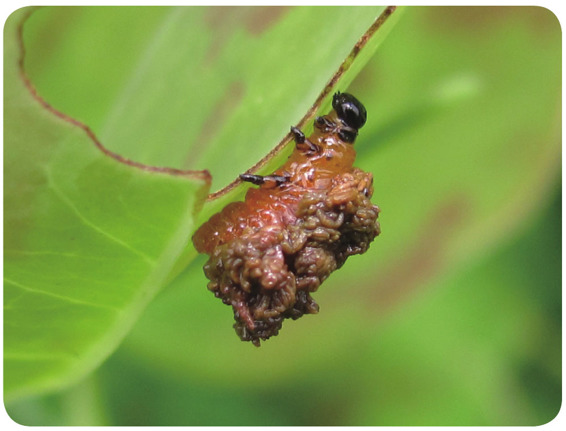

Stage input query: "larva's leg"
[
  {"left": 315, "top": 116, "right": 333, "bottom": 131},
  {"left": 291, "top": 126, "right": 305, "bottom": 143},
  {"left": 291, "top": 126, "right": 319, "bottom": 154},
  {"left": 240, "top": 173, "right": 289, "bottom": 187}
]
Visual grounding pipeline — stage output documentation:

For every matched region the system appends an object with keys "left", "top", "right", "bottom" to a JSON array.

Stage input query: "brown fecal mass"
[{"left": 193, "top": 107, "right": 380, "bottom": 346}]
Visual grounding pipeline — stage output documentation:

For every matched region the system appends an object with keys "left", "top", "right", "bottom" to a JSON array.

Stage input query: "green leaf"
[
  {"left": 24, "top": 6, "right": 399, "bottom": 190},
  {"left": 5, "top": 5, "right": 400, "bottom": 403},
  {"left": 4, "top": 8, "right": 210, "bottom": 401},
  {"left": 5, "top": 6, "right": 561, "bottom": 426},
  {"left": 22, "top": 5, "right": 402, "bottom": 279},
  {"left": 118, "top": 6, "right": 560, "bottom": 392}
]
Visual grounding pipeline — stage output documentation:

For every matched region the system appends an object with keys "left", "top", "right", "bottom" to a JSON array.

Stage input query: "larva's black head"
[{"left": 332, "top": 92, "right": 367, "bottom": 130}]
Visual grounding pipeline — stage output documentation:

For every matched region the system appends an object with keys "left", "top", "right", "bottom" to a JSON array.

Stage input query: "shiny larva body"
[{"left": 192, "top": 93, "right": 380, "bottom": 346}]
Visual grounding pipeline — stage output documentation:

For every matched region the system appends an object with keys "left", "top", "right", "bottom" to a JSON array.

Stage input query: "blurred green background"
[{"left": 5, "top": 6, "right": 561, "bottom": 426}]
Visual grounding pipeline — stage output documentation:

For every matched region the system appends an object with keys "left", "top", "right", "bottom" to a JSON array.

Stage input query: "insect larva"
[{"left": 192, "top": 92, "right": 380, "bottom": 346}]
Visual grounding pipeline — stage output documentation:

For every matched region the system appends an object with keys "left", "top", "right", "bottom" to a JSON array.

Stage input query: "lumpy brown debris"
[{"left": 202, "top": 168, "right": 380, "bottom": 346}]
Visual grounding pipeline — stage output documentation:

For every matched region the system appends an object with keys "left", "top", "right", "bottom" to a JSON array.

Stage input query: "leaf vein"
[
  {"left": 4, "top": 277, "right": 121, "bottom": 312},
  {"left": 44, "top": 168, "right": 156, "bottom": 266},
  {"left": 5, "top": 249, "right": 113, "bottom": 261}
]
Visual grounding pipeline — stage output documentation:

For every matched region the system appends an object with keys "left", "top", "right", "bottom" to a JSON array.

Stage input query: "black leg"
[
  {"left": 240, "top": 173, "right": 289, "bottom": 186},
  {"left": 239, "top": 173, "right": 265, "bottom": 185},
  {"left": 315, "top": 116, "right": 333, "bottom": 131},
  {"left": 291, "top": 126, "right": 319, "bottom": 154},
  {"left": 291, "top": 126, "right": 305, "bottom": 143}
]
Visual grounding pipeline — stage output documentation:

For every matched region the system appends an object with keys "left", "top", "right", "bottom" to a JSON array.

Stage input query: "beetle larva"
[{"left": 192, "top": 93, "right": 380, "bottom": 346}]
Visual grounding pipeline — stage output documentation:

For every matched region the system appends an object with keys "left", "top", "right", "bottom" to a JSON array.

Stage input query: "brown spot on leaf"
[
  {"left": 425, "top": 6, "right": 511, "bottom": 34},
  {"left": 204, "top": 7, "right": 290, "bottom": 64},
  {"left": 183, "top": 81, "right": 245, "bottom": 169},
  {"left": 206, "top": 6, "right": 289, "bottom": 34},
  {"left": 23, "top": 7, "right": 82, "bottom": 75},
  {"left": 204, "top": 7, "right": 242, "bottom": 65},
  {"left": 243, "top": 7, "right": 290, "bottom": 35},
  {"left": 368, "top": 195, "right": 470, "bottom": 310},
  {"left": 425, "top": 6, "right": 558, "bottom": 39},
  {"left": 524, "top": 7, "right": 561, "bottom": 36}
]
